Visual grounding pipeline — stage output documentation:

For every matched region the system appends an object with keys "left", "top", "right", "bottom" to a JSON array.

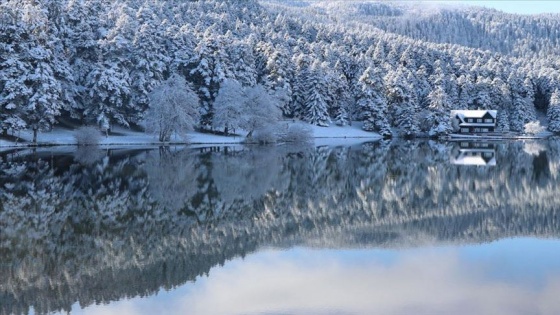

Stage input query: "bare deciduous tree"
[{"left": 144, "top": 74, "right": 200, "bottom": 142}]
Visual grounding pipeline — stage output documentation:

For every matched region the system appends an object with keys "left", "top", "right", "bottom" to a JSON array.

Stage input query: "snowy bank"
[{"left": 0, "top": 121, "right": 381, "bottom": 148}]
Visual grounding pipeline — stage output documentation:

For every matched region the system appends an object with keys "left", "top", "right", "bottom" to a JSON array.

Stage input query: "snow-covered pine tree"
[
  {"left": 129, "top": 7, "right": 171, "bottom": 118},
  {"left": 19, "top": 1, "right": 64, "bottom": 143},
  {"left": 0, "top": 4, "right": 29, "bottom": 134},
  {"left": 302, "top": 61, "right": 331, "bottom": 126},
  {"left": 290, "top": 53, "right": 311, "bottom": 120},
  {"left": 357, "top": 66, "right": 391, "bottom": 137},
  {"left": 228, "top": 37, "right": 258, "bottom": 87},
  {"left": 262, "top": 46, "right": 293, "bottom": 117},
  {"left": 329, "top": 71, "right": 353, "bottom": 126},
  {"left": 183, "top": 32, "right": 232, "bottom": 129},
  {"left": 83, "top": 62, "right": 131, "bottom": 134},
  {"left": 63, "top": 0, "right": 107, "bottom": 120},
  {"left": 472, "top": 77, "right": 493, "bottom": 109},
  {"left": 508, "top": 72, "right": 536, "bottom": 132},
  {"left": 385, "top": 66, "right": 420, "bottom": 138},
  {"left": 426, "top": 84, "right": 452, "bottom": 136},
  {"left": 547, "top": 88, "right": 560, "bottom": 133}
]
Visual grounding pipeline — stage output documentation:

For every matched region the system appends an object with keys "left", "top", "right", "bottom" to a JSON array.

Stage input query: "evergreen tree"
[
  {"left": 427, "top": 85, "right": 452, "bottom": 136},
  {"left": 0, "top": 5, "right": 29, "bottom": 134},
  {"left": 508, "top": 72, "right": 536, "bottom": 132},
  {"left": 302, "top": 62, "right": 330, "bottom": 126},
  {"left": 385, "top": 66, "right": 420, "bottom": 137},
  {"left": 83, "top": 62, "right": 131, "bottom": 134},
  {"left": 183, "top": 32, "right": 232, "bottom": 128},
  {"left": 547, "top": 88, "right": 560, "bottom": 133},
  {"left": 19, "top": 1, "right": 64, "bottom": 143},
  {"left": 357, "top": 67, "right": 391, "bottom": 137}
]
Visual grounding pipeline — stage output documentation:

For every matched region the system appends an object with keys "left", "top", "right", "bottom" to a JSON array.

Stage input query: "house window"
[
  {"left": 485, "top": 119, "right": 493, "bottom": 123},
  {"left": 461, "top": 128, "right": 469, "bottom": 133},
  {"left": 481, "top": 128, "right": 489, "bottom": 132},
  {"left": 484, "top": 152, "right": 493, "bottom": 158},
  {"left": 477, "top": 119, "right": 482, "bottom": 123},
  {"left": 474, "top": 128, "right": 481, "bottom": 132},
  {"left": 467, "top": 119, "right": 473, "bottom": 123}
]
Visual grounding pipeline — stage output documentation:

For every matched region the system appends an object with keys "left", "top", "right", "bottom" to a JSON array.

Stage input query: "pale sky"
[
  {"left": 441, "top": 1, "right": 560, "bottom": 15},
  {"left": 72, "top": 239, "right": 560, "bottom": 315}
]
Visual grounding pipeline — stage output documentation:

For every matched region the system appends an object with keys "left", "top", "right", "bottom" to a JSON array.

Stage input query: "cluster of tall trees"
[{"left": 2, "top": 0, "right": 560, "bottom": 140}]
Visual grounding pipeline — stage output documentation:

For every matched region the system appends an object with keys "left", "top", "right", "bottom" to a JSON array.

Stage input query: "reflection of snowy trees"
[
  {"left": 144, "top": 149, "right": 198, "bottom": 214},
  {"left": 212, "top": 148, "right": 282, "bottom": 205},
  {"left": 2, "top": 142, "right": 560, "bottom": 314}
]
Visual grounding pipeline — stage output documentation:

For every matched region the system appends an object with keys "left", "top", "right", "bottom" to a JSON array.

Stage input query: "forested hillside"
[{"left": 2, "top": 0, "right": 560, "bottom": 139}]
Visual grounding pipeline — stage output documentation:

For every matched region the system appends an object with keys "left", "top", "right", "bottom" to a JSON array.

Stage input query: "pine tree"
[
  {"left": 427, "top": 85, "right": 452, "bottom": 136},
  {"left": 385, "top": 66, "right": 420, "bottom": 138},
  {"left": 547, "top": 88, "right": 560, "bottom": 133},
  {"left": 18, "top": 1, "right": 64, "bottom": 143},
  {"left": 508, "top": 72, "right": 536, "bottom": 132},
  {"left": 302, "top": 62, "right": 330, "bottom": 126},
  {"left": 290, "top": 53, "right": 311, "bottom": 120},
  {"left": 357, "top": 67, "right": 391, "bottom": 137},
  {"left": 130, "top": 9, "right": 171, "bottom": 118},
  {"left": 83, "top": 62, "right": 131, "bottom": 133},
  {"left": 0, "top": 5, "right": 29, "bottom": 134},
  {"left": 182, "top": 32, "right": 232, "bottom": 128}
]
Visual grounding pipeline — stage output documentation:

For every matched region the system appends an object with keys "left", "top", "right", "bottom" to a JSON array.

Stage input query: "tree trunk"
[
  {"left": 224, "top": 126, "right": 229, "bottom": 136},
  {"left": 33, "top": 127, "right": 38, "bottom": 144}
]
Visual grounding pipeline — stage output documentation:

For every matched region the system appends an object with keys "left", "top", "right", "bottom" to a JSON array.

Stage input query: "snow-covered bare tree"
[
  {"left": 212, "top": 78, "right": 244, "bottom": 135},
  {"left": 144, "top": 74, "right": 200, "bottom": 142},
  {"left": 240, "top": 84, "right": 281, "bottom": 138}
]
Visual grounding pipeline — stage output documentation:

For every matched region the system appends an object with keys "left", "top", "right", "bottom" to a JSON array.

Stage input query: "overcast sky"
[{"left": 442, "top": 1, "right": 560, "bottom": 15}]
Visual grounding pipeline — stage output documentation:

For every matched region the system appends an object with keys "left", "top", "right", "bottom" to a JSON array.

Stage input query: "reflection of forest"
[{"left": 1, "top": 141, "right": 560, "bottom": 315}]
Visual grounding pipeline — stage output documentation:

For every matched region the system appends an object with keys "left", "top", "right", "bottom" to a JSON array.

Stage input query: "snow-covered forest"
[
  {"left": 2, "top": 0, "right": 560, "bottom": 140},
  {"left": 2, "top": 142, "right": 560, "bottom": 314}
]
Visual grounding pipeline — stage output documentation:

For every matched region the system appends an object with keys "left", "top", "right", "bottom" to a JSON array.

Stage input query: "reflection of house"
[
  {"left": 451, "top": 110, "right": 497, "bottom": 133},
  {"left": 451, "top": 141, "right": 496, "bottom": 166}
]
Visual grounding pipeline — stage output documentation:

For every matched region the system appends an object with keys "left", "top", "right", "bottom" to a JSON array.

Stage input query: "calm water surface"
[{"left": 1, "top": 140, "right": 560, "bottom": 315}]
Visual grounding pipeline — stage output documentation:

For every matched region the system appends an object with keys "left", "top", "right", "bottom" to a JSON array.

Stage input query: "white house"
[{"left": 451, "top": 110, "right": 497, "bottom": 133}]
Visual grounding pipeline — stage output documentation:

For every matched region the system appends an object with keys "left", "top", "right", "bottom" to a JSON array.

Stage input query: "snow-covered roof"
[
  {"left": 452, "top": 150, "right": 496, "bottom": 166},
  {"left": 451, "top": 110, "right": 497, "bottom": 119}
]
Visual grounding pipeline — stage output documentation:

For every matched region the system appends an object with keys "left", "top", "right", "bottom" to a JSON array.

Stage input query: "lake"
[{"left": 1, "top": 140, "right": 560, "bottom": 315}]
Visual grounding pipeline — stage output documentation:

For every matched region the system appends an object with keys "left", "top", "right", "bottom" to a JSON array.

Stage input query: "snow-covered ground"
[{"left": 0, "top": 121, "right": 381, "bottom": 148}]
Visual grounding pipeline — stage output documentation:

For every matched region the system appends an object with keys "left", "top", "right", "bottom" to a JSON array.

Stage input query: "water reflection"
[
  {"left": 1, "top": 140, "right": 560, "bottom": 314},
  {"left": 451, "top": 141, "right": 496, "bottom": 166}
]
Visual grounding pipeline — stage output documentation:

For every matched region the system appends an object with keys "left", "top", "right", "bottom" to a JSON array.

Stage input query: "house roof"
[
  {"left": 452, "top": 152, "right": 496, "bottom": 166},
  {"left": 451, "top": 110, "right": 498, "bottom": 121}
]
